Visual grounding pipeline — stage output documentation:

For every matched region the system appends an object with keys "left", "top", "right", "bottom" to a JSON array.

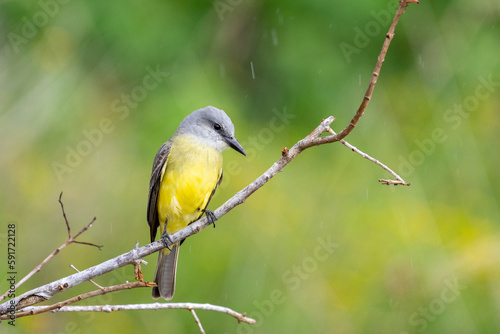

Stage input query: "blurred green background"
[{"left": 1, "top": 0, "right": 499, "bottom": 333}]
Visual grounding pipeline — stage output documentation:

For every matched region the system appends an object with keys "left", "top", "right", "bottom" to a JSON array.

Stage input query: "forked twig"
[
  {"left": 0, "top": 193, "right": 101, "bottom": 302},
  {"left": 327, "top": 128, "right": 410, "bottom": 185},
  {"left": 1, "top": 282, "right": 155, "bottom": 320},
  {"left": 58, "top": 192, "right": 102, "bottom": 249}
]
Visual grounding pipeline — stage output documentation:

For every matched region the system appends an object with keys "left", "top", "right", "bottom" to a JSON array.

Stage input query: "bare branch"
[
  {"left": 311, "top": 0, "right": 419, "bottom": 144},
  {"left": 0, "top": 282, "right": 154, "bottom": 320},
  {"left": 379, "top": 179, "right": 410, "bottom": 186},
  {"left": 190, "top": 308, "right": 206, "bottom": 333},
  {"left": 16, "top": 302, "right": 255, "bottom": 325},
  {"left": 327, "top": 128, "right": 410, "bottom": 185},
  {"left": 70, "top": 264, "right": 104, "bottom": 289},
  {"left": 59, "top": 192, "right": 71, "bottom": 238},
  {"left": 59, "top": 192, "right": 102, "bottom": 249},
  {"left": 0, "top": 198, "right": 100, "bottom": 302}
]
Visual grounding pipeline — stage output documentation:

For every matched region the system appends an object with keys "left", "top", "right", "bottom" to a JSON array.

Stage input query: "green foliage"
[{"left": 1, "top": 0, "right": 499, "bottom": 333}]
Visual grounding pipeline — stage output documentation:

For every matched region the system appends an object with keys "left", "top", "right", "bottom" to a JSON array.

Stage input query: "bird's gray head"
[{"left": 176, "top": 106, "right": 246, "bottom": 155}]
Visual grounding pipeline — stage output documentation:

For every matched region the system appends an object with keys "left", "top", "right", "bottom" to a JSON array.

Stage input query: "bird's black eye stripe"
[{"left": 213, "top": 123, "right": 222, "bottom": 131}]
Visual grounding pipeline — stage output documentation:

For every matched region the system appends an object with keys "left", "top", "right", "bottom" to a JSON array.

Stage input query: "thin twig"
[
  {"left": 379, "top": 179, "right": 409, "bottom": 185},
  {"left": 59, "top": 192, "right": 72, "bottom": 237},
  {"left": 0, "top": 282, "right": 155, "bottom": 320},
  {"left": 59, "top": 192, "right": 102, "bottom": 249},
  {"left": 70, "top": 264, "right": 104, "bottom": 289},
  {"left": 16, "top": 302, "right": 256, "bottom": 325},
  {"left": 190, "top": 308, "right": 206, "bottom": 334},
  {"left": 0, "top": 203, "right": 100, "bottom": 302},
  {"left": 310, "top": 0, "right": 419, "bottom": 145},
  {"left": 327, "top": 128, "right": 410, "bottom": 185}
]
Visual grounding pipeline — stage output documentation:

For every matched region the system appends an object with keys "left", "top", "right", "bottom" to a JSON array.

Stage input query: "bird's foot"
[
  {"left": 205, "top": 210, "right": 217, "bottom": 228},
  {"left": 161, "top": 229, "right": 173, "bottom": 251}
]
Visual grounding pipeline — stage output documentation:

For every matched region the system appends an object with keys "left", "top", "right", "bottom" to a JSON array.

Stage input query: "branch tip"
[
  {"left": 58, "top": 192, "right": 72, "bottom": 237},
  {"left": 378, "top": 179, "right": 410, "bottom": 186}
]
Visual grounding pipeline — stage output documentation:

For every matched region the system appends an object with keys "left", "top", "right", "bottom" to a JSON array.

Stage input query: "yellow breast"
[{"left": 157, "top": 134, "right": 223, "bottom": 235}]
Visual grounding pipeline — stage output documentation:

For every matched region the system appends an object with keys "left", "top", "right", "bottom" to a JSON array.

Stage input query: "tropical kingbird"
[{"left": 147, "top": 106, "right": 246, "bottom": 300}]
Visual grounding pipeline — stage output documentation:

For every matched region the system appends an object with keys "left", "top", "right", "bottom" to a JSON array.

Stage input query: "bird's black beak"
[{"left": 226, "top": 136, "right": 246, "bottom": 156}]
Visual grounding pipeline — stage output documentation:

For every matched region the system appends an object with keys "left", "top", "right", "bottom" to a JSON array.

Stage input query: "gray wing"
[
  {"left": 204, "top": 170, "right": 223, "bottom": 214},
  {"left": 147, "top": 140, "right": 172, "bottom": 242}
]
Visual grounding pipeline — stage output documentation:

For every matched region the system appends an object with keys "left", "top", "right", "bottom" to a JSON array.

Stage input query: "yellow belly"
[{"left": 157, "top": 134, "right": 222, "bottom": 237}]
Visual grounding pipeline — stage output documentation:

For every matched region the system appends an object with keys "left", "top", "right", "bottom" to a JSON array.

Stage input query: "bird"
[{"left": 147, "top": 106, "right": 246, "bottom": 300}]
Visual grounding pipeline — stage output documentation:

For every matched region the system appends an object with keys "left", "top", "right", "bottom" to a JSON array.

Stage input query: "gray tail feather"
[{"left": 152, "top": 244, "right": 179, "bottom": 300}]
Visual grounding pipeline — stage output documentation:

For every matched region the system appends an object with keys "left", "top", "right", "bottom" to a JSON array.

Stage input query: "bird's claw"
[
  {"left": 161, "top": 229, "right": 173, "bottom": 251},
  {"left": 205, "top": 210, "right": 217, "bottom": 228}
]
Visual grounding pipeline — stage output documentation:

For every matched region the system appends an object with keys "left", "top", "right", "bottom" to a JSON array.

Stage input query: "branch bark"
[
  {"left": 1, "top": 282, "right": 153, "bottom": 320},
  {"left": 15, "top": 303, "right": 255, "bottom": 325}
]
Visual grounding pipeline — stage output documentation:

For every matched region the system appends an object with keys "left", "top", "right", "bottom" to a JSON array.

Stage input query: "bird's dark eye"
[{"left": 213, "top": 123, "right": 222, "bottom": 131}]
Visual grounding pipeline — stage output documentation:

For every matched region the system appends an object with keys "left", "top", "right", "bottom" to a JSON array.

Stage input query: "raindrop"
[
  {"left": 418, "top": 54, "right": 424, "bottom": 68},
  {"left": 277, "top": 8, "right": 284, "bottom": 25},
  {"left": 271, "top": 28, "right": 278, "bottom": 46},
  {"left": 250, "top": 61, "right": 255, "bottom": 79}
]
